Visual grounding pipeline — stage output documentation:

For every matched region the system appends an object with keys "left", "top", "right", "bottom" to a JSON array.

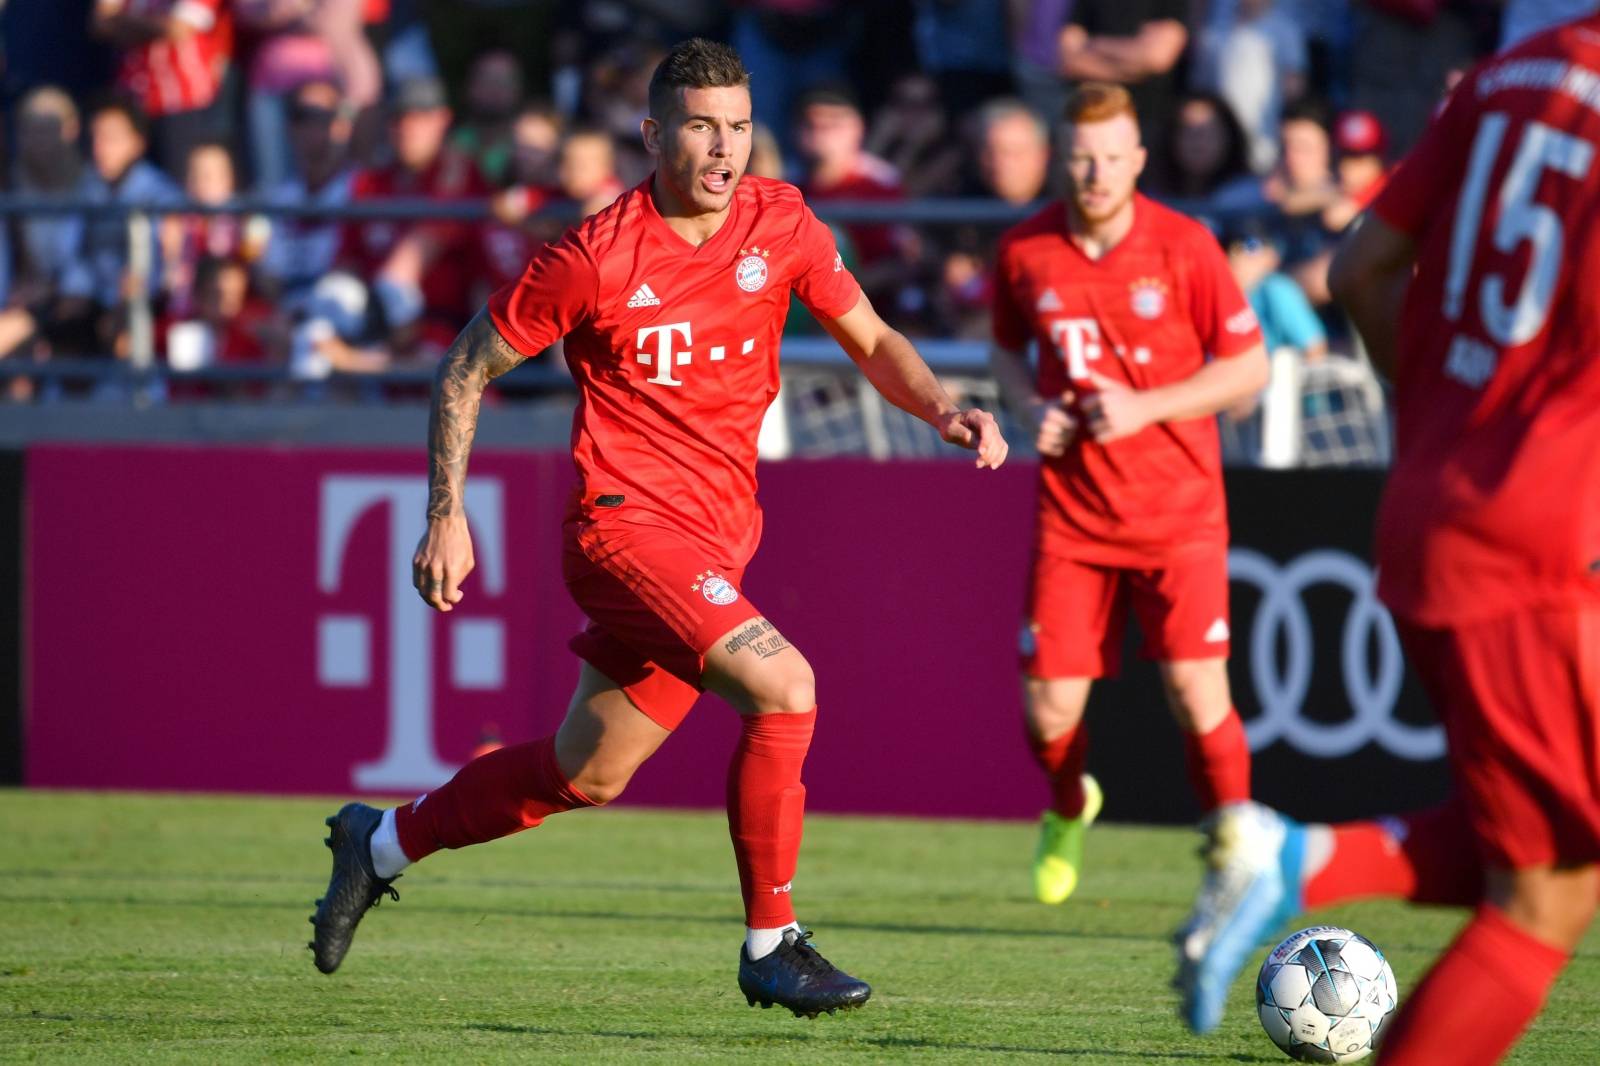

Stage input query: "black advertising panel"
[{"left": 1088, "top": 470, "right": 1452, "bottom": 825}]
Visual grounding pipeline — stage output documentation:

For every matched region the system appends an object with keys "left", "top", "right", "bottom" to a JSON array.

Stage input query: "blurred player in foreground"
[
  {"left": 988, "top": 83, "right": 1267, "bottom": 907},
  {"left": 1173, "top": 16, "right": 1600, "bottom": 1060},
  {"left": 308, "top": 38, "right": 1007, "bottom": 1018}
]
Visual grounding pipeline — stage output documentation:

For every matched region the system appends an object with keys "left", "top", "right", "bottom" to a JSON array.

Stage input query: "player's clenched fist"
[
  {"left": 938, "top": 408, "right": 1010, "bottom": 469},
  {"left": 1032, "top": 391, "right": 1077, "bottom": 456},
  {"left": 1080, "top": 372, "right": 1154, "bottom": 444},
  {"left": 412, "top": 514, "right": 475, "bottom": 612}
]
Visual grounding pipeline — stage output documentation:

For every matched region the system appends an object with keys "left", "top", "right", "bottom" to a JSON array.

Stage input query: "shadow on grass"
[
  {"left": 464, "top": 1022, "right": 1275, "bottom": 1060},
  {"left": 0, "top": 891, "right": 1177, "bottom": 946}
]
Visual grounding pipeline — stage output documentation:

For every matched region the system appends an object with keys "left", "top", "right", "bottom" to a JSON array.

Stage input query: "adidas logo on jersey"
[
  {"left": 627, "top": 283, "right": 662, "bottom": 308},
  {"left": 1036, "top": 288, "right": 1063, "bottom": 312},
  {"left": 1204, "top": 618, "right": 1230, "bottom": 643}
]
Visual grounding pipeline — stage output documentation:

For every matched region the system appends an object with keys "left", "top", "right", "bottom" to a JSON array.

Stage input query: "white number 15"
[{"left": 1444, "top": 112, "right": 1594, "bottom": 347}]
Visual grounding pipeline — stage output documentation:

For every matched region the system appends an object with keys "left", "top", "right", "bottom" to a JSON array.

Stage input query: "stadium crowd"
[{"left": 0, "top": 0, "right": 1555, "bottom": 399}]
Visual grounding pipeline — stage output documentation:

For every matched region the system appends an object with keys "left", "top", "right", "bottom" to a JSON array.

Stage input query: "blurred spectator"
[
  {"left": 488, "top": 101, "right": 565, "bottom": 234},
  {"left": 164, "top": 254, "right": 284, "bottom": 377},
  {"left": 1222, "top": 214, "right": 1326, "bottom": 363},
  {"left": 748, "top": 125, "right": 786, "bottom": 181},
  {"left": 335, "top": 76, "right": 489, "bottom": 360},
  {"left": 795, "top": 85, "right": 904, "bottom": 266},
  {"left": 160, "top": 142, "right": 268, "bottom": 319},
  {"left": 1057, "top": 0, "right": 1189, "bottom": 179},
  {"left": 556, "top": 128, "right": 626, "bottom": 218},
  {"left": 865, "top": 74, "right": 965, "bottom": 198},
  {"left": 1322, "top": 109, "right": 1389, "bottom": 231},
  {"left": 971, "top": 97, "right": 1051, "bottom": 205},
  {"left": 448, "top": 49, "right": 527, "bottom": 188},
  {"left": 1191, "top": 0, "right": 1309, "bottom": 172},
  {"left": 1262, "top": 99, "right": 1339, "bottom": 217},
  {"left": 91, "top": 0, "right": 236, "bottom": 177},
  {"left": 731, "top": 0, "right": 856, "bottom": 156},
  {"left": 10, "top": 90, "right": 95, "bottom": 315},
  {"left": 1156, "top": 92, "right": 1264, "bottom": 213},
  {"left": 258, "top": 80, "right": 356, "bottom": 313},
  {"left": 59, "top": 97, "right": 180, "bottom": 358},
  {"left": 910, "top": 0, "right": 1014, "bottom": 118},
  {"left": 235, "top": 0, "right": 383, "bottom": 191}
]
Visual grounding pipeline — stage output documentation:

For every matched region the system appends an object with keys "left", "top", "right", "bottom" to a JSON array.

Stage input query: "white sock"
[
  {"left": 368, "top": 807, "right": 411, "bottom": 880},
  {"left": 745, "top": 922, "right": 802, "bottom": 961}
]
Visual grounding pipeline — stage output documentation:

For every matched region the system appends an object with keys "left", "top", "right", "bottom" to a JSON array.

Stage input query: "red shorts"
[
  {"left": 1397, "top": 607, "right": 1600, "bottom": 869},
  {"left": 1021, "top": 552, "right": 1231, "bottom": 678},
  {"left": 563, "top": 522, "right": 764, "bottom": 730}
]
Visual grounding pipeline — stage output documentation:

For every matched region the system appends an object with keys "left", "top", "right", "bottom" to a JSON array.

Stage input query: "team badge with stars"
[
  {"left": 735, "top": 247, "right": 770, "bottom": 293},
  {"left": 1129, "top": 277, "right": 1168, "bottom": 320},
  {"left": 691, "top": 569, "right": 740, "bottom": 605}
]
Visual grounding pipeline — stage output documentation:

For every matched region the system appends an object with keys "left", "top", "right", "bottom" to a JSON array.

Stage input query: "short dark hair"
[
  {"left": 647, "top": 38, "right": 750, "bottom": 120},
  {"left": 88, "top": 93, "right": 149, "bottom": 142}
]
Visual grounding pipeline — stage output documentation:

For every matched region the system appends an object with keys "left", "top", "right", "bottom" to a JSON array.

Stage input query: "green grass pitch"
[{"left": 3, "top": 791, "right": 1598, "bottom": 1063}]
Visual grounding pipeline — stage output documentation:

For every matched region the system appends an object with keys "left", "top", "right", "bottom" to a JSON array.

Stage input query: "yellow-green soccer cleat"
[{"left": 1032, "top": 774, "right": 1104, "bottom": 904}]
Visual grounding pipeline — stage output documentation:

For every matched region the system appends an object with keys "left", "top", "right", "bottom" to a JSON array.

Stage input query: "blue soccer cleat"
[
  {"left": 1173, "top": 801, "right": 1306, "bottom": 1034},
  {"left": 738, "top": 928, "right": 871, "bottom": 1018}
]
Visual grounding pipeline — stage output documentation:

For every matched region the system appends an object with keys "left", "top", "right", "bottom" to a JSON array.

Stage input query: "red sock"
[
  {"left": 1026, "top": 723, "right": 1089, "bottom": 818},
  {"left": 1306, "top": 801, "right": 1483, "bottom": 909},
  {"left": 1378, "top": 904, "right": 1567, "bottom": 1066},
  {"left": 727, "top": 710, "right": 815, "bottom": 929},
  {"left": 394, "top": 735, "right": 595, "bottom": 862},
  {"left": 1182, "top": 710, "right": 1250, "bottom": 812}
]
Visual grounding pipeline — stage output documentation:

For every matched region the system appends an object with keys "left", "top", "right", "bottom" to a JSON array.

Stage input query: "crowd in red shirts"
[{"left": 0, "top": 0, "right": 1526, "bottom": 400}]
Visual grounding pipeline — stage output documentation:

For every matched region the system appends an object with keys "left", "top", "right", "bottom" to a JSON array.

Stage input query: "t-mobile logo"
[
  {"left": 317, "top": 476, "right": 507, "bottom": 791},
  {"left": 1048, "top": 318, "right": 1152, "bottom": 378},
  {"left": 636, "top": 321, "right": 757, "bottom": 387}
]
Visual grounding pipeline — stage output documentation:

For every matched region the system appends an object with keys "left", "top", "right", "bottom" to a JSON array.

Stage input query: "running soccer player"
[
  {"left": 988, "top": 82, "right": 1268, "bottom": 906},
  {"left": 1173, "top": 17, "right": 1600, "bottom": 1059},
  {"left": 308, "top": 38, "right": 1008, "bottom": 1018}
]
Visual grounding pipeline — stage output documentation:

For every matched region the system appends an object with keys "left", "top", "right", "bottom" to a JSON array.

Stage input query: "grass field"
[{"left": 3, "top": 792, "right": 1599, "bottom": 1064}]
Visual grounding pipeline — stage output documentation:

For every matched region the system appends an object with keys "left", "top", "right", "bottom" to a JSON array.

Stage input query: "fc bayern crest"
[
  {"left": 736, "top": 253, "right": 769, "bottom": 293},
  {"left": 1130, "top": 277, "right": 1167, "bottom": 319},
  {"left": 701, "top": 575, "right": 739, "bottom": 605}
]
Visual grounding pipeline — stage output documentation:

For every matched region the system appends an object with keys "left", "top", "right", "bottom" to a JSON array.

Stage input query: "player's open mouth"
[{"left": 701, "top": 169, "right": 734, "bottom": 193}]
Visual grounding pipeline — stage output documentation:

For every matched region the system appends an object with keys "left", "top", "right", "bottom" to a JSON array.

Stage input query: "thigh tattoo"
[{"left": 722, "top": 618, "right": 792, "bottom": 660}]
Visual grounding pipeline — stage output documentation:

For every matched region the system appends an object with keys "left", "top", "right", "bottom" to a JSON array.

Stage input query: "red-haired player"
[
  {"left": 309, "top": 38, "right": 1008, "bottom": 1019},
  {"left": 989, "top": 82, "right": 1268, "bottom": 908}
]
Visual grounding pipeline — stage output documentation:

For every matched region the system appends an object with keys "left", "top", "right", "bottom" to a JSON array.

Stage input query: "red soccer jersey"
[
  {"left": 992, "top": 196, "right": 1264, "bottom": 566},
  {"left": 114, "top": 0, "right": 233, "bottom": 116},
  {"left": 488, "top": 175, "right": 861, "bottom": 564},
  {"left": 1370, "top": 16, "right": 1600, "bottom": 625}
]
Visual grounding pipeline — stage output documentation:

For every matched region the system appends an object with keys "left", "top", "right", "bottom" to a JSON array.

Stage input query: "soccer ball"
[{"left": 1256, "top": 925, "right": 1398, "bottom": 1063}]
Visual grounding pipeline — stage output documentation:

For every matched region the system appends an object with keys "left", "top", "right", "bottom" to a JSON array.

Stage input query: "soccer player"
[
  {"left": 308, "top": 38, "right": 1008, "bottom": 1018},
  {"left": 1173, "top": 17, "right": 1600, "bottom": 1060},
  {"left": 988, "top": 82, "right": 1268, "bottom": 907}
]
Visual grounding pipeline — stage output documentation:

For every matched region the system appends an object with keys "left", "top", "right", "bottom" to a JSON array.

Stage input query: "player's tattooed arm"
[
  {"left": 723, "top": 618, "right": 793, "bottom": 660},
  {"left": 426, "top": 309, "right": 525, "bottom": 520}
]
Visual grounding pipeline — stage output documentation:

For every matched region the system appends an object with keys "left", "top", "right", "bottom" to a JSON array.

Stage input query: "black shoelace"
[{"left": 784, "top": 931, "right": 837, "bottom": 976}]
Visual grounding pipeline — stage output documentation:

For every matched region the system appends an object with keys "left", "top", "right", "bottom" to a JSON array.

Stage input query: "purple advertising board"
[{"left": 25, "top": 445, "right": 1042, "bottom": 817}]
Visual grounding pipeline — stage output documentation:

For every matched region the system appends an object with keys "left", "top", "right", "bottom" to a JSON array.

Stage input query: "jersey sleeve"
[
  {"left": 486, "top": 230, "right": 599, "bottom": 356},
  {"left": 790, "top": 204, "right": 862, "bottom": 320},
  {"left": 1370, "top": 77, "right": 1475, "bottom": 238},
  {"left": 1186, "top": 226, "right": 1264, "bottom": 358},
  {"left": 990, "top": 239, "right": 1031, "bottom": 352}
]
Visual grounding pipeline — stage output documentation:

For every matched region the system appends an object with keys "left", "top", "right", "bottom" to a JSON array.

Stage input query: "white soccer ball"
[{"left": 1256, "top": 925, "right": 1398, "bottom": 1063}]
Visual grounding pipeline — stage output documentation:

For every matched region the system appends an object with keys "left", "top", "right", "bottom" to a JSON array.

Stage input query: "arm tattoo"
[
  {"left": 723, "top": 618, "right": 793, "bottom": 660},
  {"left": 426, "top": 309, "right": 525, "bottom": 520}
]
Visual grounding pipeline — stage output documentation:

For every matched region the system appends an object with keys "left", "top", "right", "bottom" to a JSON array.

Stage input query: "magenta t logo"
[{"left": 317, "top": 476, "right": 507, "bottom": 791}]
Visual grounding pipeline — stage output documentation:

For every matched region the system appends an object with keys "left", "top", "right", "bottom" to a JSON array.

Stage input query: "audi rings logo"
[{"left": 1229, "top": 548, "right": 1445, "bottom": 761}]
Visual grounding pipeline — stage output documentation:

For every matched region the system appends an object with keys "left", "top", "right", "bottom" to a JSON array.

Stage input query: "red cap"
[{"left": 1334, "top": 110, "right": 1387, "bottom": 158}]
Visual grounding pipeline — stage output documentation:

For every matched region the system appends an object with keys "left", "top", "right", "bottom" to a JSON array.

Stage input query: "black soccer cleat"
[
  {"left": 737, "top": 928, "right": 872, "bottom": 1019},
  {"left": 308, "top": 802, "right": 399, "bottom": 974}
]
